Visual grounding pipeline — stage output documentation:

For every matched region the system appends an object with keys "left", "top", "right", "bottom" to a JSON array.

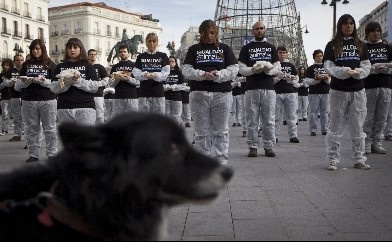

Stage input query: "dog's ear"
[{"left": 59, "top": 122, "right": 106, "bottom": 153}]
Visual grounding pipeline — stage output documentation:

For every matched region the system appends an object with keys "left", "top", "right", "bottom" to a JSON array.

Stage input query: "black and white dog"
[{"left": 0, "top": 113, "right": 233, "bottom": 241}]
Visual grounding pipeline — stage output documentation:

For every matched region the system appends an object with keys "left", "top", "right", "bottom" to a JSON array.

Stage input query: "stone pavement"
[{"left": 1, "top": 119, "right": 392, "bottom": 241}]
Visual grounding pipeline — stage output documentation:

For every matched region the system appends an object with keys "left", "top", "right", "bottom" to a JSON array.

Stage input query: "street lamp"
[
  {"left": 13, "top": 43, "right": 24, "bottom": 55},
  {"left": 301, "top": 25, "right": 309, "bottom": 34},
  {"left": 321, "top": 0, "right": 349, "bottom": 37}
]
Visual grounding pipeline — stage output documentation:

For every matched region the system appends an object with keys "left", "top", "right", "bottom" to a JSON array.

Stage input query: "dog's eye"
[{"left": 170, "top": 143, "right": 180, "bottom": 155}]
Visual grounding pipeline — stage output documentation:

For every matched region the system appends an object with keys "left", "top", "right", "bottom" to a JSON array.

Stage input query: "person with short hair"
[
  {"left": 363, "top": 21, "right": 392, "bottom": 154},
  {"left": 0, "top": 58, "right": 14, "bottom": 136},
  {"left": 88, "top": 49, "right": 109, "bottom": 124},
  {"left": 274, "top": 46, "right": 300, "bottom": 143},
  {"left": 133, "top": 33, "right": 170, "bottom": 114},
  {"left": 51, "top": 38, "right": 101, "bottom": 125},
  {"left": 239, "top": 21, "right": 280, "bottom": 158},
  {"left": 183, "top": 19, "right": 239, "bottom": 164},
  {"left": 304, "top": 49, "right": 331, "bottom": 136},
  {"left": 323, "top": 14, "right": 371, "bottom": 170},
  {"left": 15, "top": 39, "right": 58, "bottom": 162}
]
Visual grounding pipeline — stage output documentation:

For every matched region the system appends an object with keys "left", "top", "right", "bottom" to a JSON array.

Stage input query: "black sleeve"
[
  {"left": 100, "top": 65, "right": 109, "bottom": 78},
  {"left": 271, "top": 45, "right": 279, "bottom": 63},
  {"left": 110, "top": 65, "right": 116, "bottom": 75},
  {"left": 291, "top": 64, "right": 298, "bottom": 76},
  {"left": 135, "top": 55, "right": 142, "bottom": 70},
  {"left": 19, "top": 63, "right": 27, "bottom": 76},
  {"left": 323, "top": 41, "right": 334, "bottom": 62},
  {"left": 4, "top": 69, "right": 12, "bottom": 79},
  {"left": 178, "top": 70, "right": 184, "bottom": 84},
  {"left": 223, "top": 44, "right": 238, "bottom": 67},
  {"left": 361, "top": 44, "right": 370, "bottom": 61},
  {"left": 52, "top": 64, "right": 61, "bottom": 82},
  {"left": 162, "top": 53, "right": 170, "bottom": 66},
  {"left": 238, "top": 45, "right": 248, "bottom": 65},
  {"left": 86, "top": 64, "right": 99, "bottom": 81},
  {"left": 388, "top": 44, "right": 392, "bottom": 62},
  {"left": 306, "top": 66, "right": 313, "bottom": 78},
  {"left": 184, "top": 45, "right": 196, "bottom": 66},
  {"left": 48, "top": 62, "right": 57, "bottom": 79}
]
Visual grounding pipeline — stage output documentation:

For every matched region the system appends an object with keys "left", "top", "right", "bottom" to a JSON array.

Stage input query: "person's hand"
[
  {"left": 202, "top": 72, "right": 215, "bottom": 80},
  {"left": 347, "top": 69, "right": 359, "bottom": 77},
  {"left": 276, "top": 72, "right": 284, "bottom": 80},
  {"left": 263, "top": 62, "right": 274, "bottom": 72},
  {"left": 252, "top": 66, "right": 263, "bottom": 74},
  {"left": 19, "top": 76, "right": 33, "bottom": 85},
  {"left": 58, "top": 78, "right": 65, "bottom": 90}
]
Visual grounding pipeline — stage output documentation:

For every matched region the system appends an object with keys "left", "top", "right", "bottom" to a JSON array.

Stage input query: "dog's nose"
[{"left": 220, "top": 166, "right": 234, "bottom": 182}]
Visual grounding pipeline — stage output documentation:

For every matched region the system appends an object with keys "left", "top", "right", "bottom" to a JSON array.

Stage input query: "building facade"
[
  {"left": 0, "top": 0, "right": 50, "bottom": 63},
  {"left": 358, "top": 1, "right": 388, "bottom": 41},
  {"left": 176, "top": 26, "right": 200, "bottom": 64},
  {"left": 48, "top": 2, "right": 162, "bottom": 67}
]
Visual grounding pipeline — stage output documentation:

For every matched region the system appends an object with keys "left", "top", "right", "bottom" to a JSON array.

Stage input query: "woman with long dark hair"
[
  {"left": 183, "top": 19, "right": 239, "bottom": 164},
  {"left": 323, "top": 14, "right": 371, "bottom": 170},
  {"left": 297, "top": 65, "right": 309, "bottom": 122},
  {"left": 51, "top": 38, "right": 101, "bottom": 125},
  {"left": 15, "top": 39, "right": 57, "bottom": 162}
]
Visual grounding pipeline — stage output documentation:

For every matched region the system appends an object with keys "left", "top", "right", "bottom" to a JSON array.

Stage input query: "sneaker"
[
  {"left": 311, "top": 132, "right": 317, "bottom": 136},
  {"left": 0, "top": 130, "right": 8, "bottom": 136},
  {"left": 248, "top": 148, "right": 257, "bottom": 157},
  {"left": 354, "top": 162, "right": 371, "bottom": 170},
  {"left": 283, "top": 120, "right": 287, "bottom": 125},
  {"left": 26, "top": 157, "right": 39, "bottom": 163},
  {"left": 232, "top": 123, "right": 237, "bottom": 127},
  {"left": 385, "top": 135, "right": 392, "bottom": 141},
  {"left": 264, "top": 149, "right": 276, "bottom": 157},
  {"left": 258, "top": 129, "right": 262, "bottom": 137},
  {"left": 371, "top": 146, "right": 387, "bottom": 154},
  {"left": 299, "top": 119, "right": 303, "bottom": 121},
  {"left": 328, "top": 161, "right": 338, "bottom": 170},
  {"left": 276, "top": 138, "right": 279, "bottom": 143},
  {"left": 302, "top": 118, "right": 307, "bottom": 121},
  {"left": 237, "top": 123, "right": 242, "bottom": 127},
  {"left": 24, "top": 145, "right": 28, "bottom": 149},
  {"left": 242, "top": 131, "right": 247, "bottom": 137},
  {"left": 290, "top": 137, "right": 299, "bottom": 143},
  {"left": 322, "top": 132, "right": 328, "bottom": 136},
  {"left": 185, "top": 123, "right": 191, "bottom": 128},
  {"left": 9, "top": 136, "right": 22, "bottom": 142}
]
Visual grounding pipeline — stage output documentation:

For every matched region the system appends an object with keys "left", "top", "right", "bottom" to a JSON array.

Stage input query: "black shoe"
[
  {"left": 296, "top": 122, "right": 298, "bottom": 125},
  {"left": 26, "top": 157, "right": 38, "bottom": 163},
  {"left": 264, "top": 149, "right": 276, "bottom": 157},
  {"left": 283, "top": 120, "right": 287, "bottom": 125},
  {"left": 242, "top": 131, "right": 247, "bottom": 137},
  {"left": 302, "top": 118, "right": 307, "bottom": 121},
  {"left": 248, "top": 148, "right": 257, "bottom": 157},
  {"left": 237, "top": 123, "right": 242, "bottom": 127},
  {"left": 0, "top": 130, "right": 8, "bottom": 136},
  {"left": 185, "top": 123, "right": 191, "bottom": 128},
  {"left": 311, "top": 132, "right": 316, "bottom": 136},
  {"left": 322, "top": 132, "right": 328, "bottom": 135},
  {"left": 258, "top": 130, "right": 262, "bottom": 137},
  {"left": 24, "top": 145, "right": 28, "bottom": 149},
  {"left": 299, "top": 119, "right": 303, "bottom": 121},
  {"left": 276, "top": 138, "right": 279, "bottom": 143},
  {"left": 232, "top": 123, "right": 237, "bottom": 127},
  {"left": 290, "top": 137, "right": 299, "bottom": 143},
  {"left": 9, "top": 136, "right": 22, "bottom": 142}
]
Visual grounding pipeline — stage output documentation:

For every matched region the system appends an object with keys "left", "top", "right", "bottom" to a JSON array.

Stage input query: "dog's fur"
[{"left": 0, "top": 113, "right": 233, "bottom": 241}]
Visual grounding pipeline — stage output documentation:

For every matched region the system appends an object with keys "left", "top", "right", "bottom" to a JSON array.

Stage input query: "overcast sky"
[{"left": 49, "top": 0, "right": 387, "bottom": 66}]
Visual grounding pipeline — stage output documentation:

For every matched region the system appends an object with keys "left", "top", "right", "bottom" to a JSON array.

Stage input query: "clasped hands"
[
  {"left": 19, "top": 75, "right": 47, "bottom": 85},
  {"left": 252, "top": 61, "right": 274, "bottom": 74}
]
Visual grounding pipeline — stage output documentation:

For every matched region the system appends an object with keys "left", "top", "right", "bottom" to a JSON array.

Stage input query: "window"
[
  {"left": 106, "top": 25, "right": 111, "bottom": 35},
  {"left": 24, "top": 2, "right": 27, "bottom": 10},
  {"left": 95, "top": 39, "right": 99, "bottom": 49},
  {"left": 25, "top": 24, "right": 29, "bottom": 35},
  {"left": 13, "top": 21, "right": 18, "bottom": 32},
  {"left": 38, "top": 27, "right": 43, "bottom": 39},
  {"left": 94, "top": 22, "right": 99, "bottom": 34},
  {"left": 55, "top": 44, "right": 58, "bottom": 52},
  {"left": 2, "top": 17, "right": 6, "bottom": 30}
]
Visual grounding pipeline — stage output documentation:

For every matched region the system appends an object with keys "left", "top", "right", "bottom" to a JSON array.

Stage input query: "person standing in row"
[
  {"left": 304, "top": 50, "right": 331, "bottom": 136},
  {"left": 0, "top": 59, "right": 14, "bottom": 136},
  {"left": 274, "top": 46, "right": 300, "bottom": 143},
  {"left": 109, "top": 45, "right": 139, "bottom": 119},
  {"left": 164, "top": 56, "right": 184, "bottom": 124},
  {"left": 363, "top": 21, "right": 392, "bottom": 154},
  {"left": 239, "top": 21, "right": 280, "bottom": 158},
  {"left": 297, "top": 66, "right": 309, "bottom": 122},
  {"left": 133, "top": 33, "right": 170, "bottom": 114},
  {"left": 181, "top": 79, "right": 191, "bottom": 128},
  {"left": 231, "top": 74, "right": 243, "bottom": 127},
  {"left": 183, "top": 19, "right": 238, "bottom": 164},
  {"left": 88, "top": 49, "right": 109, "bottom": 124},
  {"left": 51, "top": 38, "right": 100, "bottom": 125},
  {"left": 3, "top": 55, "right": 24, "bottom": 141},
  {"left": 324, "top": 14, "right": 371, "bottom": 170},
  {"left": 15, "top": 39, "right": 57, "bottom": 162}
]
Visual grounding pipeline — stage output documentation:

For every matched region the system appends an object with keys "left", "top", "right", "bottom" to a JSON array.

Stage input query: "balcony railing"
[
  {"left": 13, "top": 31, "right": 22, "bottom": 38},
  {"left": 51, "top": 31, "right": 59, "bottom": 37},
  {"left": 0, "top": 3, "right": 9, "bottom": 11},
  {"left": 36, "top": 15, "right": 45, "bottom": 22},
  {"left": 1, "top": 29, "right": 11, "bottom": 35},
  {"left": 24, "top": 34, "right": 34, "bottom": 40},
  {"left": 23, "top": 11, "right": 31, "bottom": 18},
  {"left": 106, "top": 31, "right": 112, "bottom": 36},
  {"left": 61, "top": 30, "right": 70, "bottom": 35},
  {"left": 74, "top": 28, "right": 83, "bottom": 34},
  {"left": 11, "top": 7, "right": 20, "bottom": 14}
]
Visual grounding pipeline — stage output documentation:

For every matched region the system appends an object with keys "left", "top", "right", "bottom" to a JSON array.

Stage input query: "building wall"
[
  {"left": 48, "top": 3, "right": 162, "bottom": 67},
  {"left": 358, "top": 1, "right": 388, "bottom": 41},
  {"left": 0, "top": 0, "right": 50, "bottom": 63}
]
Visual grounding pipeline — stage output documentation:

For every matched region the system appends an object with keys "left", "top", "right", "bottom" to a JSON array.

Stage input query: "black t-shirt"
[
  {"left": 324, "top": 39, "right": 369, "bottom": 92},
  {"left": 298, "top": 76, "right": 308, "bottom": 96},
  {"left": 163, "top": 69, "right": 184, "bottom": 101},
  {"left": 365, "top": 42, "right": 392, "bottom": 89},
  {"left": 274, "top": 62, "right": 298, "bottom": 94},
  {"left": 135, "top": 52, "right": 169, "bottom": 97},
  {"left": 4, "top": 68, "right": 22, "bottom": 98},
  {"left": 0, "top": 73, "right": 11, "bottom": 101},
  {"left": 181, "top": 90, "right": 190, "bottom": 104},
  {"left": 92, "top": 64, "right": 109, "bottom": 97},
  {"left": 53, "top": 60, "right": 98, "bottom": 110},
  {"left": 306, "top": 63, "right": 330, "bottom": 94},
  {"left": 239, "top": 41, "right": 279, "bottom": 91},
  {"left": 106, "top": 60, "right": 137, "bottom": 99},
  {"left": 184, "top": 43, "right": 238, "bottom": 93},
  {"left": 19, "top": 59, "right": 57, "bottom": 101}
]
